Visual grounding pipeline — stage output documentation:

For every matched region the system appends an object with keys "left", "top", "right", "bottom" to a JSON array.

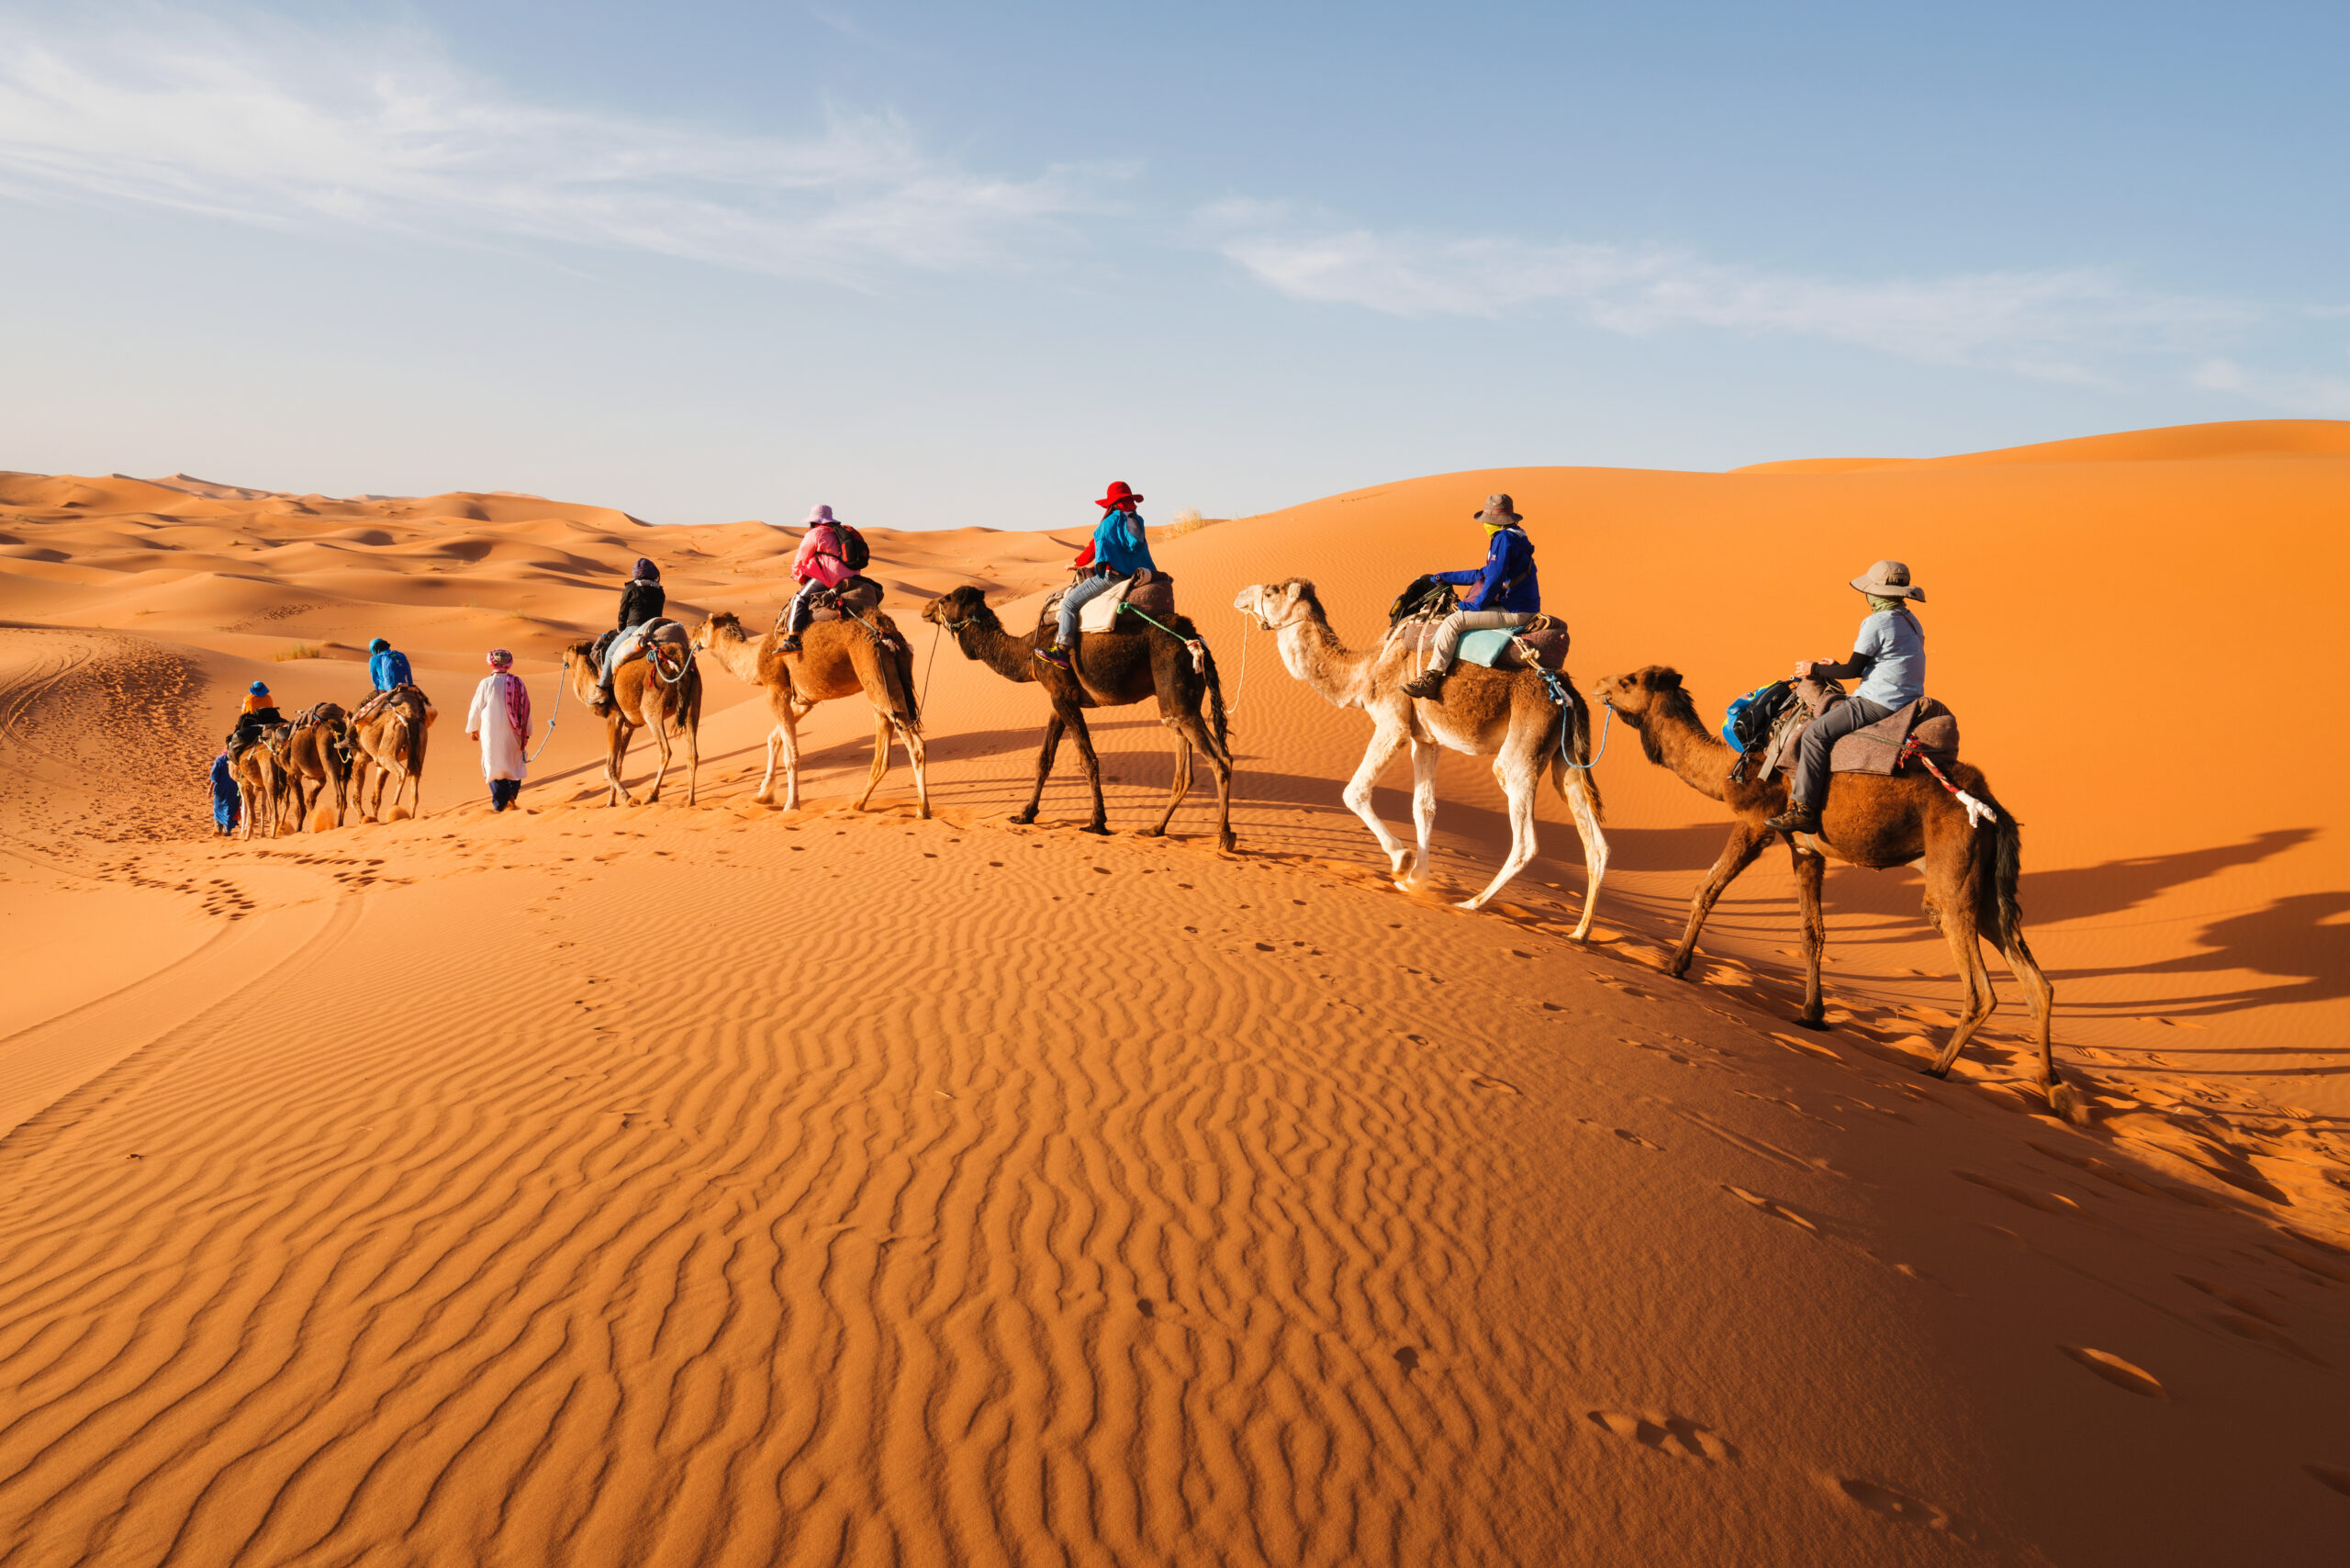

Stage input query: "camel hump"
[{"left": 1766, "top": 695, "right": 1961, "bottom": 780}]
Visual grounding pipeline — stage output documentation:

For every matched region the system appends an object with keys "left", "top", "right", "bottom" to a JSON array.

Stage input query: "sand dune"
[{"left": 1, "top": 427, "right": 2345, "bottom": 1564}]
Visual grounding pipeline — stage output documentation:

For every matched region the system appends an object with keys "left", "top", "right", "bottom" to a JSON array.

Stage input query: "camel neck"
[
  {"left": 705, "top": 626, "right": 763, "bottom": 684},
  {"left": 957, "top": 619, "right": 1038, "bottom": 684},
  {"left": 1276, "top": 612, "right": 1373, "bottom": 707},
  {"left": 1641, "top": 700, "right": 1733, "bottom": 802}
]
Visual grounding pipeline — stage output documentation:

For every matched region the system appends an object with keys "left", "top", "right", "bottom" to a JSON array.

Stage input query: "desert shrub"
[{"left": 272, "top": 643, "right": 323, "bottom": 662}]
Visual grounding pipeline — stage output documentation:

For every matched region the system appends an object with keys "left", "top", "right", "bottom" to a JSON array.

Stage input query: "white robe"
[{"left": 466, "top": 673, "right": 530, "bottom": 782}]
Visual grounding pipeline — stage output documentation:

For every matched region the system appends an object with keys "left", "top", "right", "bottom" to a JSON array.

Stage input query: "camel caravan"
[{"left": 201, "top": 484, "right": 2065, "bottom": 1115}]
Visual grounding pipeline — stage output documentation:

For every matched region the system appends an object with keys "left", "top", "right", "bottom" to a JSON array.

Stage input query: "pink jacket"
[{"left": 792, "top": 524, "right": 854, "bottom": 588}]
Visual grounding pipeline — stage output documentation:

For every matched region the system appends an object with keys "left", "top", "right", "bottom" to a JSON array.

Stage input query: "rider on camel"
[
  {"left": 1399, "top": 495, "right": 1540, "bottom": 700},
  {"left": 1762, "top": 560, "right": 1928, "bottom": 836},
  {"left": 1039, "top": 481, "right": 1153, "bottom": 672},
  {"left": 368, "top": 636, "right": 413, "bottom": 690},
  {"left": 594, "top": 558, "right": 666, "bottom": 712},
  {"left": 779, "top": 505, "right": 853, "bottom": 655}
]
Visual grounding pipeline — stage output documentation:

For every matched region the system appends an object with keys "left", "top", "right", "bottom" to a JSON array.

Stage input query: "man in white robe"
[{"left": 464, "top": 649, "right": 532, "bottom": 811}]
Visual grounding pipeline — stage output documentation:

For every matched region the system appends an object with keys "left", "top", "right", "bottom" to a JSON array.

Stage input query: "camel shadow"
[
  {"left": 2048, "top": 890, "right": 2350, "bottom": 1041},
  {"left": 1817, "top": 828, "right": 2318, "bottom": 928}
]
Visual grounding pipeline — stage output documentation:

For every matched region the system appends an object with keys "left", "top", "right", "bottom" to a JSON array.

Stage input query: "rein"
[
  {"left": 527, "top": 664, "right": 566, "bottom": 763},
  {"left": 1114, "top": 601, "right": 1208, "bottom": 675}
]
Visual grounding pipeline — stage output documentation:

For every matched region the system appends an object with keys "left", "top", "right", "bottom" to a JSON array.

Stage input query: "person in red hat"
[{"left": 1040, "top": 481, "right": 1156, "bottom": 670}]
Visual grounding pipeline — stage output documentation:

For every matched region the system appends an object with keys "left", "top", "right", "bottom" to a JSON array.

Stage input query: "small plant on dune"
[
  {"left": 1154, "top": 507, "right": 1225, "bottom": 542},
  {"left": 272, "top": 643, "right": 322, "bottom": 662}
]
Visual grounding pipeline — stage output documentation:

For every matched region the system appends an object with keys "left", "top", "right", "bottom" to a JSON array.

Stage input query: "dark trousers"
[
  {"left": 1792, "top": 696, "right": 1893, "bottom": 811},
  {"left": 784, "top": 580, "right": 822, "bottom": 635},
  {"left": 489, "top": 778, "right": 521, "bottom": 811}
]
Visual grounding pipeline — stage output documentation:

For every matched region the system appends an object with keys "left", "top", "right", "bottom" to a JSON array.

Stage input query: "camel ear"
[{"left": 1653, "top": 669, "right": 1683, "bottom": 690}]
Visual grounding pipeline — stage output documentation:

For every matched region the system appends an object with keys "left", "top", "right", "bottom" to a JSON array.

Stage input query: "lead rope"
[
  {"left": 1230, "top": 612, "right": 1250, "bottom": 725},
  {"left": 1114, "top": 601, "right": 1208, "bottom": 674},
  {"left": 526, "top": 662, "right": 567, "bottom": 762},
  {"left": 921, "top": 622, "right": 942, "bottom": 712}
]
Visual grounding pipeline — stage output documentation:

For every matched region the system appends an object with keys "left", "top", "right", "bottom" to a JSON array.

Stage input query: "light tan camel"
[
  {"left": 692, "top": 610, "right": 927, "bottom": 814},
  {"left": 1592, "top": 666, "right": 2068, "bottom": 1118},
  {"left": 1234, "top": 579, "right": 1606, "bottom": 932},
  {"left": 278, "top": 704, "right": 353, "bottom": 829},
  {"left": 228, "top": 740, "right": 283, "bottom": 841},
  {"left": 350, "top": 687, "right": 434, "bottom": 821},
  {"left": 561, "top": 637, "right": 701, "bottom": 806}
]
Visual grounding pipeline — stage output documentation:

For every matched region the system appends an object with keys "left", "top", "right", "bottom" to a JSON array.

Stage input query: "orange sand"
[{"left": 1, "top": 424, "right": 2344, "bottom": 1563}]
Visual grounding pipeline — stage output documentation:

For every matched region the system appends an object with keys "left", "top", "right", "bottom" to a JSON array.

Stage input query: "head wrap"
[
  {"left": 632, "top": 557, "right": 659, "bottom": 581},
  {"left": 369, "top": 636, "right": 390, "bottom": 655},
  {"left": 487, "top": 648, "right": 513, "bottom": 668},
  {"left": 249, "top": 680, "right": 269, "bottom": 695}
]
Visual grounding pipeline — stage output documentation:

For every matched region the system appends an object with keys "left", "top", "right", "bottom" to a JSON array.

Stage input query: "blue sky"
[{"left": 3, "top": 1, "right": 2345, "bottom": 527}]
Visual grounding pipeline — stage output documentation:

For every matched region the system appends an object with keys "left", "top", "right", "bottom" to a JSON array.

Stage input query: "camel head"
[
  {"left": 1232, "top": 578, "right": 1324, "bottom": 632},
  {"left": 923, "top": 586, "right": 998, "bottom": 638},
  {"left": 693, "top": 610, "right": 742, "bottom": 651},
  {"left": 1592, "top": 666, "right": 1703, "bottom": 730}
]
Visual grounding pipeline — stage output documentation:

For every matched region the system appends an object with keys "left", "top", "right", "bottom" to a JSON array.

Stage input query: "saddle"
[
  {"left": 1038, "top": 569, "right": 1178, "bottom": 636},
  {"left": 1761, "top": 678, "right": 1961, "bottom": 780},
  {"left": 806, "top": 576, "right": 884, "bottom": 622},
  {"left": 1385, "top": 615, "right": 1571, "bottom": 673},
  {"left": 352, "top": 683, "right": 425, "bottom": 726}
]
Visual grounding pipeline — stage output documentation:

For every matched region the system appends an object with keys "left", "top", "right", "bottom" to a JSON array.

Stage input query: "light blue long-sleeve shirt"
[
  {"left": 1818, "top": 609, "right": 1925, "bottom": 708},
  {"left": 1091, "top": 509, "right": 1155, "bottom": 575}
]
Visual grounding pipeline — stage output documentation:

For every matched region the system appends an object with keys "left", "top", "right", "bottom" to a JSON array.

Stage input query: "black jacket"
[{"left": 618, "top": 579, "right": 665, "bottom": 630}]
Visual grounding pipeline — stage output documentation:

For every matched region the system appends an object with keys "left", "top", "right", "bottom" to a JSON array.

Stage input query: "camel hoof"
[
  {"left": 1080, "top": 824, "right": 1112, "bottom": 837},
  {"left": 1139, "top": 826, "right": 1166, "bottom": 838},
  {"left": 1919, "top": 1061, "right": 1952, "bottom": 1080},
  {"left": 1795, "top": 1017, "right": 1830, "bottom": 1033},
  {"left": 1667, "top": 958, "right": 1693, "bottom": 980},
  {"left": 1219, "top": 834, "right": 1237, "bottom": 853},
  {"left": 1455, "top": 896, "right": 1487, "bottom": 912},
  {"left": 1010, "top": 811, "right": 1037, "bottom": 825},
  {"left": 2049, "top": 1081, "right": 2087, "bottom": 1126}
]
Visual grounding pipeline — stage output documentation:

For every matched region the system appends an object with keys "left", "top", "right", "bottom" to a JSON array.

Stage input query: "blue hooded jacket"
[
  {"left": 1091, "top": 509, "right": 1155, "bottom": 576},
  {"left": 370, "top": 648, "right": 413, "bottom": 690},
  {"left": 1431, "top": 524, "right": 1539, "bottom": 613}
]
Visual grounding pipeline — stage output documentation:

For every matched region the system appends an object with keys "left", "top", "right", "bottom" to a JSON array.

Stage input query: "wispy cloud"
[
  {"left": 2190, "top": 358, "right": 2350, "bottom": 418},
  {"left": 1205, "top": 200, "right": 2257, "bottom": 385},
  {"left": 0, "top": 9, "right": 1109, "bottom": 284}
]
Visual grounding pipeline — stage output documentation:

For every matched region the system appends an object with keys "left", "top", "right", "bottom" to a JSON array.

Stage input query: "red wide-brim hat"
[{"left": 1096, "top": 482, "right": 1142, "bottom": 509}]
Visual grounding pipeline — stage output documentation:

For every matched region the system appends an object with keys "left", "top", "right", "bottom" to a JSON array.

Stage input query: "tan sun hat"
[
  {"left": 1472, "top": 493, "right": 1521, "bottom": 524},
  {"left": 1850, "top": 560, "right": 1925, "bottom": 601}
]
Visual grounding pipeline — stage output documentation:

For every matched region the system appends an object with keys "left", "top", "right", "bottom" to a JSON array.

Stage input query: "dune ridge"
[{"left": 2, "top": 421, "right": 2346, "bottom": 1563}]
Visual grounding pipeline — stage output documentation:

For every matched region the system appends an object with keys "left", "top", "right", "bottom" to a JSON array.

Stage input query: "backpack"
[
  {"left": 1387, "top": 575, "right": 1459, "bottom": 627},
  {"left": 836, "top": 524, "right": 871, "bottom": 572},
  {"left": 1723, "top": 679, "right": 1796, "bottom": 753}
]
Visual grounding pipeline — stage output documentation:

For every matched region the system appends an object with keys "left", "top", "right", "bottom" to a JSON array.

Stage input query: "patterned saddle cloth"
[
  {"left": 807, "top": 576, "right": 884, "bottom": 622},
  {"left": 1387, "top": 616, "right": 1571, "bottom": 672},
  {"left": 1039, "top": 569, "right": 1178, "bottom": 635}
]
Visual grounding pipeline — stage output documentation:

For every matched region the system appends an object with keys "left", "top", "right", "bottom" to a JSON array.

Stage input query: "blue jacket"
[
  {"left": 1431, "top": 525, "right": 1539, "bottom": 612},
  {"left": 1091, "top": 509, "right": 1156, "bottom": 576},
  {"left": 370, "top": 648, "right": 413, "bottom": 690}
]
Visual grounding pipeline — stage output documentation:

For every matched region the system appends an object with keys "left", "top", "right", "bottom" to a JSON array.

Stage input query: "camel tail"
[
  {"left": 1200, "top": 639, "right": 1229, "bottom": 752},
  {"left": 1976, "top": 788, "right": 2031, "bottom": 958},
  {"left": 1550, "top": 687, "right": 1605, "bottom": 821}
]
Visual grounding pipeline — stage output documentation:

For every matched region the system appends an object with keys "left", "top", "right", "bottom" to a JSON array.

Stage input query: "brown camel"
[
  {"left": 228, "top": 740, "right": 284, "bottom": 841},
  {"left": 350, "top": 687, "right": 434, "bottom": 821},
  {"left": 277, "top": 704, "right": 353, "bottom": 829},
  {"left": 921, "top": 584, "right": 1236, "bottom": 850},
  {"left": 692, "top": 610, "right": 927, "bottom": 814},
  {"left": 1592, "top": 666, "right": 2067, "bottom": 1119},
  {"left": 1233, "top": 579, "right": 1606, "bottom": 932},
  {"left": 560, "top": 637, "right": 701, "bottom": 806}
]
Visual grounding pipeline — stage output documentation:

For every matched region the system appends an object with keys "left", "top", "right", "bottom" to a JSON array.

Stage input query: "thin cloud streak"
[
  {"left": 1207, "top": 201, "right": 2258, "bottom": 384},
  {"left": 0, "top": 12, "right": 1109, "bottom": 285}
]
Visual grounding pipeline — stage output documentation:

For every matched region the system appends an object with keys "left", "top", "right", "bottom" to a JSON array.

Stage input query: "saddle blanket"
[
  {"left": 1040, "top": 570, "right": 1178, "bottom": 635},
  {"left": 1764, "top": 684, "right": 1960, "bottom": 779},
  {"left": 1389, "top": 618, "right": 1570, "bottom": 672},
  {"left": 807, "top": 576, "right": 883, "bottom": 622}
]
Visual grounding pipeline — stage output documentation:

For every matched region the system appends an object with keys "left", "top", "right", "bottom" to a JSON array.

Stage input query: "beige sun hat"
[
  {"left": 1472, "top": 493, "right": 1521, "bottom": 524},
  {"left": 1850, "top": 559, "right": 1925, "bottom": 601}
]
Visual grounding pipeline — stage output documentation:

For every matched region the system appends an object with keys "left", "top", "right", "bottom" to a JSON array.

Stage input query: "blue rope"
[{"left": 1532, "top": 662, "right": 1610, "bottom": 769}]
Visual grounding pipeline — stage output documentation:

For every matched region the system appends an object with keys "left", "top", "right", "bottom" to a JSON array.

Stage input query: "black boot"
[
  {"left": 1400, "top": 665, "right": 1448, "bottom": 700},
  {"left": 1765, "top": 801, "right": 1821, "bottom": 835}
]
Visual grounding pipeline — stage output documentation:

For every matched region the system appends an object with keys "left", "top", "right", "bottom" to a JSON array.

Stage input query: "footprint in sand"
[
  {"left": 1586, "top": 1410, "right": 1736, "bottom": 1462},
  {"left": 1613, "top": 1128, "right": 1662, "bottom": 1150},
  {"left": 1832, "top": 1476, "right": 1965, "bottom": 1534},
  {"left": 1723, "top": 1185, "right": 1816, "bottom": 1231},
  {"left": 2307, "top": 1463, "right": 2350, "bottom": 1498},
  {"left": 1464, "top": 1073, "right": 1519, "bottom": 1095},
  {"left": 2059, "top": 1345, "right": 2165, "bottom": 1398}
]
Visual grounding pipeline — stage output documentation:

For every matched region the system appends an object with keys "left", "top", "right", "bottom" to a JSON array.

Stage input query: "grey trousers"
[
  {"left": 1056, "top": 571, "right": 1122, "bottom": 645},
  {"left": 1791, "top": 695, "right": 1894, "bottom": 810},
  {"left": 1426, "top": 609, "right": 1536, "bottom": 670}
]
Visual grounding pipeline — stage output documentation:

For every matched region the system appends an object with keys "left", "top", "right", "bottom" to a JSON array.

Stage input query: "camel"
[
  {"left": 1234, "top": 579, "right": 1606, "bottom": 933},
  {"left": 560, "top": 636, "right": 701, "bottom": 806},
  {"left": 277, "top": 704, "right": 353, "bottom": 829},
  {"left": 350, "top": 687, "right": 434, "bottom": 821},
  {"left": 228, "top": 740, "right": 283, "bottom": 841},
  {"left": 1591, "top": 666, "right": 2067, "bottom": 1119},
  {"left": 921, "top": 585, "right": 1236, "bottom": 850},
  {"left": 692, "top": 610, "right": 927, "bottom": 814}
]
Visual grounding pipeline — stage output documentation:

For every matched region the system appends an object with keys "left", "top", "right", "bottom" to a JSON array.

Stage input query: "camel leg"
[
  {"left": 1460, "top": 751, "right": 1542, "bottom": 911},
  {"left": 1340, "top": 722, "right": 1416, "bottom": 888},
  {"left": 606, "top": 723, "right": 633, "bottom": 807},
  {"left": 1013, "top": 715, "right": 1066, "bottom": 824},
  {"left": 854, "top": 711, "right": 893, "bottom": 811},
  {"left": 1066, "top": 714, "right": 1111, "bottom": 835},
  {"left": 1925, "top": 860, "right": 2000, "bottom": 1077},
  {"left": 778, "top": 713, "right": 805, "bottom": 812},
  {"left": 1791, "top": 843, "right": 1830, "bottom": 1028},
  {"left": 1147, "top": 724, "right": 1193, "bottom": 837},
  {"left": 1408, "top": 740, "right": 1439, "bottom": 892},
  {"left": 683, "top": 713, "right": 699, "bottom": 808},
  {"left": 643, "top": 711, "right": 673, "bottom": 804},
  {"left": 903, "top": 724, "right": 930, "bottom": 820},
  {"left": 1166, "top": 707, "right": 1237, "bottom": 851},
  {"left": 2005, "top": 935, "right": 2065, "bottom": 1113},
  {"left": 1555, "top": 759, "right": 1608, "bottom": 943},
  {"left": 1668, "top": 822, "right": 1771, "bottom": 978},
  {"left": 754, "top": 724, "right": 785, "bottom": 804}
]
